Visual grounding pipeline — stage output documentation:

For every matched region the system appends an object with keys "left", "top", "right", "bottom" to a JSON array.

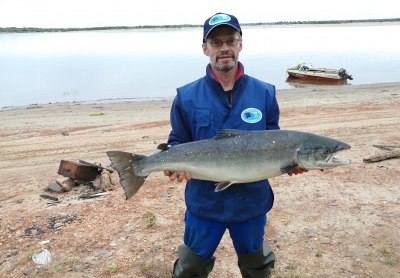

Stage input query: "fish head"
[{"left": 297, "top": 134, "right": 351, "bottom": 170}]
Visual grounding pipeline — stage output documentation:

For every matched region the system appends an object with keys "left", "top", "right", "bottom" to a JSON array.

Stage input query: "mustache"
[{"left": 217, "top": 54, "right": 235, "bottom": 60}]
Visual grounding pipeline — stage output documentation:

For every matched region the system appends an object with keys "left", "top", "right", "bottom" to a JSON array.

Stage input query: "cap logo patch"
[
  {"left": 209, "top": 14, "right": 231, "bottom": 25},
  {"left": 241, "top": 108, "right": 262, "bottom": 123}
]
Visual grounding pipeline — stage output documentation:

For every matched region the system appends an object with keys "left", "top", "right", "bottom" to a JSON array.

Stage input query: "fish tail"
[{"left": 106, "top": 151, "right": 148, "bottom": 200}]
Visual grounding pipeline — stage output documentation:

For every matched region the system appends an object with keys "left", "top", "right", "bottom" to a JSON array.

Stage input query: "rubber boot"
[
  {"left": 237, "top": 242, "right": 275, "bottom": 278},
  {"left": 172, "top": 245, "right": 216, "bottom": 278}
]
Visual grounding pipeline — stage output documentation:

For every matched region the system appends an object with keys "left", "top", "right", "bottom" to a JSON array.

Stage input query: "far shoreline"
[{"left": 1, "top": 20, "right": 399, "bottom": 34}]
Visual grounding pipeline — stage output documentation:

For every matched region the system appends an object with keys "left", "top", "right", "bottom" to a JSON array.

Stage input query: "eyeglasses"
[{"left": 206, "top": 39, "right": 240, "bottom": 48}]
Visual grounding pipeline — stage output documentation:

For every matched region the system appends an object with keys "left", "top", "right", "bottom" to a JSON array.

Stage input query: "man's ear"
[
  {"left": 239, "top": 39, "right": 243, "bottom": 53},
  {"left": 202, "top": 43, "right": 210, "bottom": 57}
]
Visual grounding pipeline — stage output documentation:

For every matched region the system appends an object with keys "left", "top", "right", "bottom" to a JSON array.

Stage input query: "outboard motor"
[{"left": 338, "top": 68, "right": 353, "bottom": 80}]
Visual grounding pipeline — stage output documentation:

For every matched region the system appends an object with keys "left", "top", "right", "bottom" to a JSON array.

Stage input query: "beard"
[{"left": 210, "top": 54, "right": 238, "bottom": 72}]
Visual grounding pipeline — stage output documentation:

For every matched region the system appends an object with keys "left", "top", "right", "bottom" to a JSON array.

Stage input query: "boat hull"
[{"left": 286, "top": 69, "right": 346, "bottom": 82}]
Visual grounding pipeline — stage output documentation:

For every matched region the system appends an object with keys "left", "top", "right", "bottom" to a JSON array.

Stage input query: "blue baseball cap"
[{"left": 203, "top": 13, "right": 242, "bottom": 42}]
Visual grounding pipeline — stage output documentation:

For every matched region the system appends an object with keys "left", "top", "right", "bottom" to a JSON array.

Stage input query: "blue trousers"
[{"left": 183, "top": 210, "right": 267, "bottom": 259}]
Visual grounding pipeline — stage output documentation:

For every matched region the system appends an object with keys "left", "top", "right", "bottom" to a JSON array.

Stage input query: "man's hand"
[
  {"left": 287, "top": 167, "right": 324, "bottom": 176},
  {"left": 164, "top": 170, "right": 192, "bottom": 182}
]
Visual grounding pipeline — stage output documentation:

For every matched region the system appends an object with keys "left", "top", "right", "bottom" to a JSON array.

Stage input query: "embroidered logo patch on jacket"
[{"left": 241, "top": 108, "right": 262, "bottom": 123}]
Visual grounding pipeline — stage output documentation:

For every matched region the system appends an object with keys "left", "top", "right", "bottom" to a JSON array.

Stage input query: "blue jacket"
[{"left": 168, "top": 62, "right": 280, "bottom": 223}]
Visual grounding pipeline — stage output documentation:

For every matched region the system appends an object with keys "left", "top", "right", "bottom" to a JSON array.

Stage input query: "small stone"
[
  {"left": 6, "top": 250, "right": 18, "bottom": 257},
  {"left": 10, "top": 259, "right": 18, "bottom": 263},
  {"left": 82, "top": 248, "right": 89, "bottom": 252},
  {"left": 109, "top": 242, "right": 117, "bottom": 247},
  {"left": 130, "top": 228, "right": 135, "bottom": 231},
  {"left": 104, "top": 253, "right": 112, "bottom": 258},
  {"left": 119, "top": 230, "right": 126, "bottom": 233},
  {"left": 46, "top": 181, "right": 64, "bottom": 193},
  {"left": 73, "top": 264, "right": 85, "bottom": 271},
  {"left": 61, "top": 131, "right": 69, "bottom": 136},
  {"left": 160, "top": 193, "right": 170, "bottom": 197},
  {"left": 53, "top": 223, "right": 63, "bottom": 228},
  {"left": 62, "top": 178, "right": 75, "bottom": 192},
  {"left": 6, "top": 266, "right": 15, "bottom": 272},
  {"left": 55, "top": 177, "right": 70, "bottom": 186},
  {"left": 24, "top": 268, "right": 38, "bottom": 275},
  {"left": 7, "top": 225, "right": 17, "bottom": 232},
  {"left": 106, "top": 204, "right": 114, "bottom": 208}
]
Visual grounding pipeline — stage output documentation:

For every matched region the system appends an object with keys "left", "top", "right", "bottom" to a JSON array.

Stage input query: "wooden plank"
[{"left": 363, "top": 150, "right": 400, "bottom": 163}]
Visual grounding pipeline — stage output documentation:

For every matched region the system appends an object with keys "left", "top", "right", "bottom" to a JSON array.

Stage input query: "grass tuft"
[
  {"left": 143, "top": 211, "right": 156, "bottom": 227},
  {"left": 109, "top": 265, "right": 118, "bottom": 274},
  {"left": 139, "top": 258, "right": 171, "bottom": 278}
]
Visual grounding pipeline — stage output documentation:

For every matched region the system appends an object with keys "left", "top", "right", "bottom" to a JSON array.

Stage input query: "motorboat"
[{"left": 286, "top": 62, "right": 353, "bottom": 82}]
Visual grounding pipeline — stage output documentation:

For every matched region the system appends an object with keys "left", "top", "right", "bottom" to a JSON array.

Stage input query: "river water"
[{"left": 1, "top": 24, "right": 399, "bottom": 108}]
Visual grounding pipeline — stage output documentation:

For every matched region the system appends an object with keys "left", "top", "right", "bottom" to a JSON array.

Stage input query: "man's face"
[{"left": 202, "top": 26, "right": 242, "bottom": 72}]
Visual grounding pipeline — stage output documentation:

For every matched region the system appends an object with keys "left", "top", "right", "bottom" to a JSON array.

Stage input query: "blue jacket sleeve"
[
  {"left": 167, "top": 93, "right": 192, "bottom": 145},
  {"left": 265, "top": 87, "right": 280, "bottom": 131}
]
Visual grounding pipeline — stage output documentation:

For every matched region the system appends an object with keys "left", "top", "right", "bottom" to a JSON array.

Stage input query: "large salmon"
[{"left": 107, "top": 129, "right": 351, "bottom": 199}]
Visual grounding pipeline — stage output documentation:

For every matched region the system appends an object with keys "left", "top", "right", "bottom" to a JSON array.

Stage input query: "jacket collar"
[{"left": 204, "top": 62, "right": 248, "bottom": 108}]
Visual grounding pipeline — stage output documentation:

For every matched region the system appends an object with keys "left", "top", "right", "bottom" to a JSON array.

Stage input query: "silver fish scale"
[{"left": 134, "top": 130, "right": 306, "bottom": 183}]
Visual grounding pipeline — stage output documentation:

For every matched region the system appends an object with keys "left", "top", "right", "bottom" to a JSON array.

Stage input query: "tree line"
[
  {"left": 0, "top": 24, "right": 202, "bottom": 33},
  {"left": 243, "top": 18, "right": 400, "bottom": 25},
  {"left": 1, "top": 18, "right": 399, "bottom": 33}
]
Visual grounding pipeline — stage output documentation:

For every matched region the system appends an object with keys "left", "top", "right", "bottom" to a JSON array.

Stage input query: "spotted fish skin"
[{"left": 107, "top": 129, "right": 351, "bottom": 199}]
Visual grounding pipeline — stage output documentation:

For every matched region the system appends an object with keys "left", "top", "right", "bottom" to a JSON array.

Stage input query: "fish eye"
[{"left": 323, "top": 149, "right": 331, "bottom": 154}]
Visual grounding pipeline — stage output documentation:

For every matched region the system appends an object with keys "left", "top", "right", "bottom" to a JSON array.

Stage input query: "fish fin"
[
  {"left": 280, "top": 163, "right": 299, "bottom": 174},
  {"left": 157, "top": 143, "right": 171, "bottom": 151},
  {"left": 106, "top": 151, "right": 148, "bottom": 200},
  {"left": 214, "top": 181, "right": 234, "bottom": 192},
  {"left": 213, "top": 129, "right": 249, "bottom": 140}
]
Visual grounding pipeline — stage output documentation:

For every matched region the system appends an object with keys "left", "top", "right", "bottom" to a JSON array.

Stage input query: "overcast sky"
[{"left": 0, "top": 0, "right": 399, "bottom": 28}]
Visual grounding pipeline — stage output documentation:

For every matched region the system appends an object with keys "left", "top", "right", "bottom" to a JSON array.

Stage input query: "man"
[{"left": 165, "top": 12, "right": 307, "bottom": 278}]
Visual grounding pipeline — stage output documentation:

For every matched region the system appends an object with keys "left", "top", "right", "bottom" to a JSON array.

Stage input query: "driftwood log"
[
  {"left": 373, "top": 145, "right": 400, "bottom": 149},
  {"left": 363, "top": 150, "right": 400, "bottom": 163}
]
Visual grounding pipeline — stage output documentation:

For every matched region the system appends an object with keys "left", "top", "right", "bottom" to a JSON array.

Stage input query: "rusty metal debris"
[
  {"left": 40, "top": 194, "right": 58, "bottom": 201},
  {"left": 78, "top": 191, "right": 110, "bottom": 200},
  {"left": 79, "top": 160, "right": 114, "bottom": 173},
  {"left": 58, "top": 160, "right": 100, "bottom": 181},
  {"left": 87, "top": 181, "right": 99, "bottom": 191}
]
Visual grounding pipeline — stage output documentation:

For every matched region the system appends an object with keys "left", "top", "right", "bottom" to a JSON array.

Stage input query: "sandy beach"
[{"left": 1, "top": 81, "right": 400, "bottom": 277}]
